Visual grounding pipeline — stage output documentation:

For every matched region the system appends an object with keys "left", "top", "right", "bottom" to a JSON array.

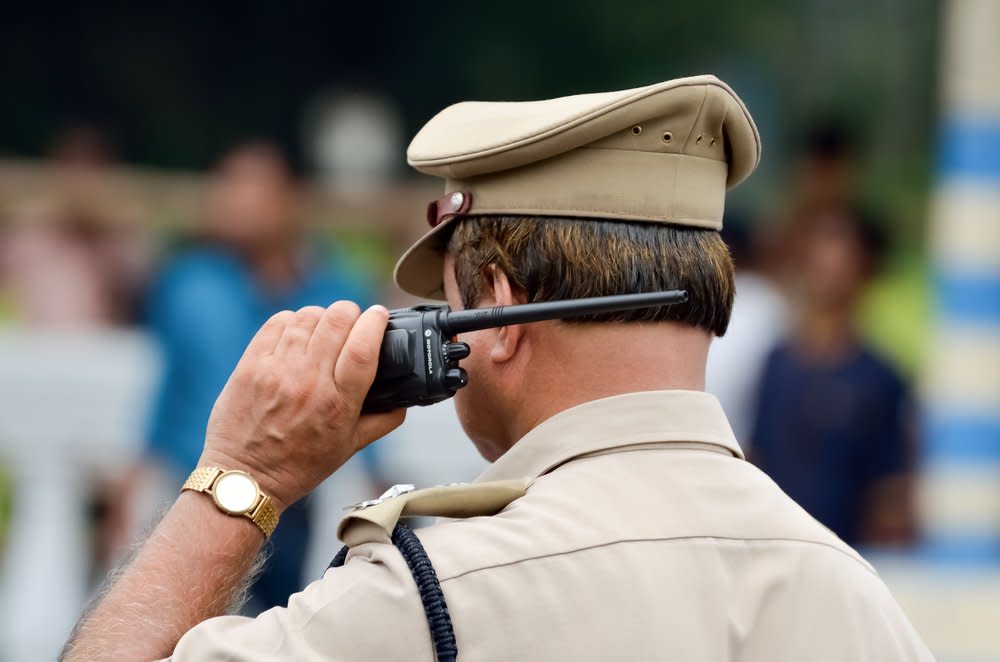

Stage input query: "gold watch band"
[
  {"left": 181, "top": 466, "right": 280, "bottom": 538},
  {"left": 249, "top": 496, "right": 280, "bottom": 538},
  {"left": 182, "top": 466, "right": 224, "bottom": 492}
]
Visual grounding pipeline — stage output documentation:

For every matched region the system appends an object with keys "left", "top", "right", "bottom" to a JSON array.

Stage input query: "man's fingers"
[
  {"left": 309, "top": 301, "right": 363, "bottom": 371},
  {"left": 242, "top": 310, "right": 294, "bottom": 359},
  {"left": 333, "top": 305, "right": 389, "bottom": 403},
  {"left": 356, "top": 409, "right": 407, "bottom": 447},
  {"left": 273, "top": 306, "right": 326, "bottom": 355}
]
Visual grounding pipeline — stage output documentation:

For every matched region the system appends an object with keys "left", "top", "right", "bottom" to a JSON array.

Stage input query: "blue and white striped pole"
[{"left": 922, "top": 0, "right": 1000, "bottom": 564}]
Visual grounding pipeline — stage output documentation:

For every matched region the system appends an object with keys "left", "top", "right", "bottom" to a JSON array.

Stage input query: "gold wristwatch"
[{"left": 182, "top": 467, "right": 280, "bottom": 538}]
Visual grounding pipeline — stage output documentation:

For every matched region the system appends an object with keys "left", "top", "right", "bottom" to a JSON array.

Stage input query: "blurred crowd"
[{"left": 0, "top": 119, "right": 920, "bottom": 619}]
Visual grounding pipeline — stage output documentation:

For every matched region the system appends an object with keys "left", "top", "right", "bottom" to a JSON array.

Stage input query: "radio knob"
[
  {"left": 444, "top": 367, "right": 468, "bottom": 390},
  {"left": 444, "top": 341, "right": 471, "bottom": 362}
]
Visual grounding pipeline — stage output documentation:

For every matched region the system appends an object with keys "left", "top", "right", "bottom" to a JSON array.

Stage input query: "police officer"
[{"left": 63, "top": 75, "right": 933, "bottom": 661}]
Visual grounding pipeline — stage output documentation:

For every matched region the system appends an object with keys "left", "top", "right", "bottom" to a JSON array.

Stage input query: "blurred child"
[{"left": 750, "top": 204, "right": 917, "bottom": 547}]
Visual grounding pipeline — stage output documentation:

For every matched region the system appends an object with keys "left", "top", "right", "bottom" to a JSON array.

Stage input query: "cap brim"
[{"left": 393, "top": 214, "right": 458, "bottom": 299}]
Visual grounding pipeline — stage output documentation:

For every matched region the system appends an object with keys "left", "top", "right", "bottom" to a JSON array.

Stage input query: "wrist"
[
  {"left": 196, "top": 448, "right": 291, "bottom": 514},
  {"left": 182, "top": 463, "right": 283, "bottom": 538},
  {"left": 176, "top": 490, "right": 269, "bottom": 542}
]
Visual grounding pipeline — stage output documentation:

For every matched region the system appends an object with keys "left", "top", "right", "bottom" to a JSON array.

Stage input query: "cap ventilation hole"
[
  {"left": 661, "top": 131, "right": 673, "bottom": 143},
  {"left": 696, "top": 135, "right": 703, "bottom": 144},
  {"left": 710, "top": 136, "right": 718, "bottom": 146},
  {"left": 631, "top": 125, "right": 643, "bottom": 136}
]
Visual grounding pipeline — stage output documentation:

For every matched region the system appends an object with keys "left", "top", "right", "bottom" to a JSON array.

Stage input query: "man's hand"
[
  {"left": 199, "top": 301, "right": 405, "bottom": 512},
  {"left": 61, "top": 301, "right": 405, "bottom": 662}
]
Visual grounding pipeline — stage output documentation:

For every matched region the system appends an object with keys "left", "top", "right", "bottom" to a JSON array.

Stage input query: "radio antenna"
[{"left": 440, "top": 290, "right": 688, "bottom": 336}]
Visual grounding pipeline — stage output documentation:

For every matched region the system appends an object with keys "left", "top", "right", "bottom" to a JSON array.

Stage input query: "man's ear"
[{"left": 484, "top": 265, "right": 527, "bottom": 363}]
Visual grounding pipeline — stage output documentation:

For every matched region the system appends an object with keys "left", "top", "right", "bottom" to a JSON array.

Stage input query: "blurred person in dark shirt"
[
  {"left": 750, "top": 204, "right": 917, "bottom": 547},
  {"left": 119, "top": 141, "right": 373, "bottom": 611}
]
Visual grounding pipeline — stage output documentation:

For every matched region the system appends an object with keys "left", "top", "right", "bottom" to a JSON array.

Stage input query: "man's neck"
[{"left": 497, "top": 322, "right": 711, "bottom": 454}]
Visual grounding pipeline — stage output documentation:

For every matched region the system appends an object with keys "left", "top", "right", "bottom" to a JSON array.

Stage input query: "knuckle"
[
  {"left": 284, "top": 326, "right": 311, "bottom": 343},
  {"left": 329, "top": 300, "right": 362, "bottom": 321},
  {"left": 282, "top": 308, "right": 323, "bottom": 332},
  {"left": 269, "top": 310, "right": 295, "bottom": 325},
  {"left": 290, "top": 384, "right": 313, "bottom": 405},
  {"left": 297, "top": 305, "right": 326, "bottom": 318},
  {"left": 277, "top": 370, "right": 313, "bottom": 401},
  {"left": 231, "top": 363, "right": 254, "bottom": 387},
  {"left": 345, "top": 344, "right": 373, "bottom": 368},
  {"left": 257, "top": 368, "right": 281, "bottom": 394}
]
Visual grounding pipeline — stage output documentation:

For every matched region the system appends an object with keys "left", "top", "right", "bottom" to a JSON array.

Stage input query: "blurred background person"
[
  {"left": 764, "top": 121, "right": 865, "bottom": 290},
  {"left": 0, "top": 125, "right": 144, "bottom": 327},
  {"left": 47, "top": 124, "right": 118, "bottom": 173},
  {"left": 787, "top": 121, "right": 861, "bottom": 215},
  {"left": 706, "top": 214, "right": 788, "bottom": 446},
  {"left": 0, "top": 198, "right": 123, "bottom": 326},
  {"left": 750, "top": 202, "right": 917, "bottom": 548},
  {"left": 0, "top": 126, "right": 155, "bottom": 661},
  {"left": 116, "top": 140, "right": 375, "bottom": 613}
]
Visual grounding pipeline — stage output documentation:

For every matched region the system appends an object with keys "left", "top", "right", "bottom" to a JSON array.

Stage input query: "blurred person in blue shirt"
[
  {"left": 750, "top": 203, "right": 917, "bottom": 547},
  {"left": 140, "top": 141, "right": 374, "bottom": 611}
]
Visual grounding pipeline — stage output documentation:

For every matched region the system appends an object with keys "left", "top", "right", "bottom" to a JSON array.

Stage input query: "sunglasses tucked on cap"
[{"left": 395, "top": 74, "right": 762, "bottom": 299}]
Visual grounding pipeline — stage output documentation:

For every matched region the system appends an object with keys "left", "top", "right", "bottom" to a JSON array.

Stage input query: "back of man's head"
[{"left": 446, "top": 215, "right": 734, "bottom": 337}]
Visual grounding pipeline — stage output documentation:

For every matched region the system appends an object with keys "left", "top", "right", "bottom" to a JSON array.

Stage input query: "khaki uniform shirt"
[{"left": 171, "top": 390, "right": 933, "bottom": 661}]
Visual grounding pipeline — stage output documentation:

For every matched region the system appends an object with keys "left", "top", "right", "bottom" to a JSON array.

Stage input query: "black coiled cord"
[{"left": 329, "top": 522, "right": 457, "bottom": 662}]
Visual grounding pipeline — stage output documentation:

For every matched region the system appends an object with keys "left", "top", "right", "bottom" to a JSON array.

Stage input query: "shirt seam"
[{"left": 438, "top": 535, "right": 876, "bottom": 583}]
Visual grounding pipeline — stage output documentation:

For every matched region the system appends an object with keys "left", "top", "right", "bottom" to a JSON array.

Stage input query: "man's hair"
[{"left": 445, "top": 216, "right": 735, "bottom": 336}]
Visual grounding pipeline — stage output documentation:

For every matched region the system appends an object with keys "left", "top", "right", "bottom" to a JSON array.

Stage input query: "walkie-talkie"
[{"left": 362, "top": 290, "right": 688, "bottom": 413}]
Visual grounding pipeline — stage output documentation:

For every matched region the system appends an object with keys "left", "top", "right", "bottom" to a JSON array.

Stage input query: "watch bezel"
[{"left": 211, "top": 470, "right": 261, "bottom": 515}]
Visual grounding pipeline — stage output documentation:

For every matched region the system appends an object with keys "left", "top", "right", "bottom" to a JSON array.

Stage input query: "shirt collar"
[{"left": 475, "top": 390, "right": 744, "bottom": 483}]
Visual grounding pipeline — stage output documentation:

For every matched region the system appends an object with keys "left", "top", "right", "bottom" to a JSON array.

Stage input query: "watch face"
[{"left": 212, "top": 471, "right": 259, "bottom": 515}]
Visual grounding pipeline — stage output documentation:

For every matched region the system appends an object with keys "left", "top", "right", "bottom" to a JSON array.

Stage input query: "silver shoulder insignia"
[
  {"left": 337, "top": 479, "right": 526, "bottom": 546},
  {"left": 345, "top": 483, "right": 416, "bottom": 512}
]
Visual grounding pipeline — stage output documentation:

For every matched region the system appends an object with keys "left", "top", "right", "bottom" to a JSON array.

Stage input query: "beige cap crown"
[{"left": 395, "top": 74, "right": 761, "bottom": 298}]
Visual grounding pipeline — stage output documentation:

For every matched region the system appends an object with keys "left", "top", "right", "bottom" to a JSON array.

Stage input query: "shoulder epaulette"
[{"left": 337, "top": 479, "right": 526, "bottom": 547}]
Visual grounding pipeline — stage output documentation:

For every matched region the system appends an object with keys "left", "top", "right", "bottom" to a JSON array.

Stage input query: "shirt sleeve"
[{"left": 169, "top": 542, "right": 437, "bottom": 661}]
